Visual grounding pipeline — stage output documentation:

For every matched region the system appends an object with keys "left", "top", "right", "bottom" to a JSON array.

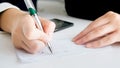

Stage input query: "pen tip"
[{"left": 49, "top": 47, "right": 53, "bottom": 54}]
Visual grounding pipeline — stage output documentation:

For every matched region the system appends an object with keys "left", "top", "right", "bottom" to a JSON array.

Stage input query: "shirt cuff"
[{"left": 0, "top": 2, "right": 20, "bottom": 13}]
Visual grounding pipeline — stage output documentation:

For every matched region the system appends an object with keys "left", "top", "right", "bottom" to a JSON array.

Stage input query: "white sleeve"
[{"left": 0, "top": 2, "right": 20, "bottom": 13}]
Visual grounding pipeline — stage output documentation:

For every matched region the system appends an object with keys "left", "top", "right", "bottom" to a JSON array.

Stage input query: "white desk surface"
[
  {"left": 1, "top": 13, "right": 120, "bottom": 68},
  {"left": 1, "top": 1, "right": 120, "bottom": 68}
]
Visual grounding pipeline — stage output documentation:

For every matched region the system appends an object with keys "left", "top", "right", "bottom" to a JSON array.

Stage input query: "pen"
[{"left": 24, "top": 0, "right": 53, "bottom": 54}]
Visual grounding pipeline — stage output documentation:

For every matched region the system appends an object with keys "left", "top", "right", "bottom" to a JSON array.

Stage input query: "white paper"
[{"left": 15, "top": 39, "right": 113, "bottom": 63}]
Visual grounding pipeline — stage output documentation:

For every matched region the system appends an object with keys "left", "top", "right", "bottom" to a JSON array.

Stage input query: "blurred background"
[{"left": 37, "top": 0, "right": 67, "bottom": 16}]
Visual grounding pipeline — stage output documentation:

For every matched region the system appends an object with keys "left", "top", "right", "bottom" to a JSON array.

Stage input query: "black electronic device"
[{"left": 50, "top": 18, "right": 74, "bottom": 32}]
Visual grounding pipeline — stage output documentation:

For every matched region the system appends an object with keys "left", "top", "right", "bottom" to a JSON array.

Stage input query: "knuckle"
[
  {"left": 107, "top": 11, "right": 114, "bottom": 14},
  {"left": 107, "top": 11, "right": 120, "bottom": 19}
]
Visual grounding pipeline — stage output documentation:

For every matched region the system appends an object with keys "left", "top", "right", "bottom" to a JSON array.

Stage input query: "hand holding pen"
[{"left": 21, "top": 0, "right": 55, "bottom": 53}]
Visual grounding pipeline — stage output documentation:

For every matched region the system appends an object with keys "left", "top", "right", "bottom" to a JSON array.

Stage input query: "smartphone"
[{"left": 50, "top": 18, "right": 74, "bottom": 32}]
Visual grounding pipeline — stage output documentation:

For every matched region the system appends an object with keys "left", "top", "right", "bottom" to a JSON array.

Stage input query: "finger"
[
  {"left": 73, "top": 12, "right": 111, "bottom": 41},
  {"left": 22, "top": 40, "right": 45, "bottom": 54},
  {"left": 40, "top": 18, "right": 56, "bottom": 35},
  {"left": 74, "top": 23, "right": 115, "bottom": 45},
  {"left": 85, "top": 32, "right": 118, "bottom": 48}
]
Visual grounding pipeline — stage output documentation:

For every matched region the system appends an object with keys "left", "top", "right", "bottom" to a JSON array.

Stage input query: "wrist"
[{"left": 0, "top": 8, "right": 28, "bottom": 33}]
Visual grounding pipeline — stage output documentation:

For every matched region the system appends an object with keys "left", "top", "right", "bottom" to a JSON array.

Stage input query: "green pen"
[{"left": 24, "top": 0, "right": 53, "bottom": 54}]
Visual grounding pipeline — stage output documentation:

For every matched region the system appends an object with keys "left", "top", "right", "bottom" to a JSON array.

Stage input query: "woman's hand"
[
  {"left": 0, "top": 8, "right": 56, "bottom": 54},
  {"left": 72, "top": 11, "right": 120, "bottom": 48}
]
